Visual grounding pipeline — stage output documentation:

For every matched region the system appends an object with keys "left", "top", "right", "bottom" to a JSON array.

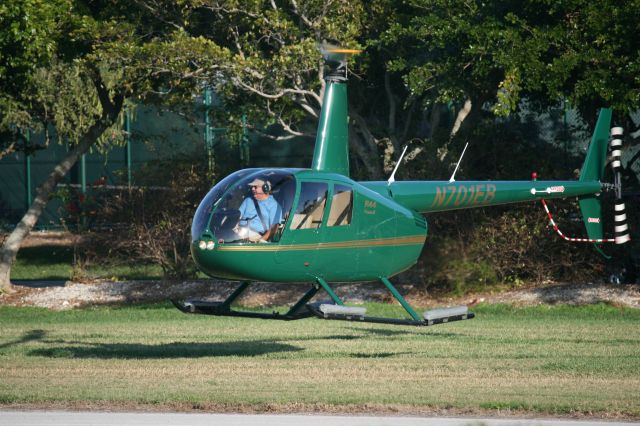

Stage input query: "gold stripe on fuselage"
[{"left": 215, "top": 235, "right": 426, "bottom": 252}]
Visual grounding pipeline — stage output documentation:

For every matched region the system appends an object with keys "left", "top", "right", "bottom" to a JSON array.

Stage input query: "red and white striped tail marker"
[{"left": 540, "top": 199, "right": 615, "bottom": 243}]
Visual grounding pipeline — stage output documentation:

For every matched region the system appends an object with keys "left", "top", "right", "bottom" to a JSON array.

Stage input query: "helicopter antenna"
[
  {"left": 448, "top": 142, "right": 469, "bottom": 183},
  {"left": 388, "top": 145, "right": 408, "bottom": 185}
]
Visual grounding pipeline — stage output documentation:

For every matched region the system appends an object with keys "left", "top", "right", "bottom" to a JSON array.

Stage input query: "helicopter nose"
[
  {"left": 190, "top": 239, "right": 244, "bottom": 281},
  {"left": 191, "top": 240, "right": 213, "bottom": 270}
]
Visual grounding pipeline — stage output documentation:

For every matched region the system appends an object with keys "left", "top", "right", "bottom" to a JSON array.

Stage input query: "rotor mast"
[{"left": 311, "top": 47, "right": 360, "bottom": 177}]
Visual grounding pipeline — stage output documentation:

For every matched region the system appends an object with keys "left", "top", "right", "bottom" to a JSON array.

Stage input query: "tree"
[
  {"left": 132, "top": 0, "right": 640, "bottom": 180},
  {"left": 381, "top": 0, "right": 640, "bottom": 125},
  {"left": 0, "top": 0, "right": 70, "bottom": 159},
  {"left": 121, "top": 0, "right": 443, "bottom": 179},
  {"left": 0, "top": 1, "right": 230, "bottom": 292},
  {"left": 3, "top": 0, "right": 638, "bottom": 291}
]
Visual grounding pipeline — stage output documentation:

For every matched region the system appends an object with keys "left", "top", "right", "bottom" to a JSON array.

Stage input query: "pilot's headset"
[{"left": 262, "top": 180, "right": 272, "bottom": 194}]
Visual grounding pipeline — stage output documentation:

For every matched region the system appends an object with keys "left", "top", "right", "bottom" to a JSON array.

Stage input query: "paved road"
[{"left": 1, "top": 411, "right": 638, "bottom": 426}]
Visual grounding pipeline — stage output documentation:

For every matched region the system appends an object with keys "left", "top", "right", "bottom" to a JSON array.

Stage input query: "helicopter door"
[
  {"left": 310, "top": 183, "right": 355, "bottom": 277},
  {"left": 274, "top": 181, "right": 329, "bottom": 275}
]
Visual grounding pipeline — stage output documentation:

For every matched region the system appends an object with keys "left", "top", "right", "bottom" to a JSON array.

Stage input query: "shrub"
[{"left": 89, "top": 155, "right": 211, "bottom": 280}]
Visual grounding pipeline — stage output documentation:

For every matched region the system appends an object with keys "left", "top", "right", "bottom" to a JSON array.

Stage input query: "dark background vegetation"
[
  {"left": 61, "top": 109, "right": 639, "bottom": 294},
  {"left": 2, "top": 0, "right": 639, "bottom": 293}
]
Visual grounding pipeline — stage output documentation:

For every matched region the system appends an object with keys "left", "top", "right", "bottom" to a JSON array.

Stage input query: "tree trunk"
[
  {"left": 0, "top": 118, "right": 115, "bottom": 293},
  {"left": 450, "top": 99, "right": 472, "bottom": 138},
  {"left": 349, "top": 128, "right": 384, "bottom": 180}
]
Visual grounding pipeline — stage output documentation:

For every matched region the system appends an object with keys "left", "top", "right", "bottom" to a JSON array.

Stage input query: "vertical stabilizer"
[
  {"left": 578, "top": 108, "right": 612, "bottom": 242},
  {"left": 579, "top": 108, "right": 612, "bottom": 182}
]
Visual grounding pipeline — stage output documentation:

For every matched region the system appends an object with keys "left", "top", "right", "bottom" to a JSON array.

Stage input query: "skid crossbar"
[{"left": 221, "top": 281, "right": 250, "bottom": 308}]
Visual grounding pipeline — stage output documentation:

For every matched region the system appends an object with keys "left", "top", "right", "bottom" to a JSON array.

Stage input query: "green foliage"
[
  {"left": 178, "top": 0, "right": 366, "bottom": 133},
  {"left": 0, "top": 0, "right": 68, "bottom": 96},
  {"left": 422, "top": 204, "right": 607, "bottom": 294},
  {"left": 0, "top": 0, "right": 72, "bottom": 150},
  {"left": 381, "top": 0, "right": 640, "bottom": 117},
  {"left": 33, "top": 62, "right": 104, "bottom": 144}
]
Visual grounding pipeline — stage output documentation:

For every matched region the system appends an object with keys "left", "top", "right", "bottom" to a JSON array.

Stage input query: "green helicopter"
[{"left": 173, "top": 48, "right": 630, "bottom": 326}]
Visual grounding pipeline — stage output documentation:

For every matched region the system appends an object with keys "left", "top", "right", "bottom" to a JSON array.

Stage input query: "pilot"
[{"left": 236, "top": 178, "right": 282, "bottom": 242}]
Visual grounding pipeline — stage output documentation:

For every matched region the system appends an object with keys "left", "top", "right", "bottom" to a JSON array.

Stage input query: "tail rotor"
[{"left": 610, "top": 127, "right": 631, "bottom": 244}]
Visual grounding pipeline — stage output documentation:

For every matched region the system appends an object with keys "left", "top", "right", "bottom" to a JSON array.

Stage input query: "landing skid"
[
  {"left": 306, "top": 303, "right": 474, "bottom": 327},
  {"left": 172, "top": 281, "right": 320, "bottom": 321},
  {"left": 172, "top": 300, "right": 315, "bottom": 320},
  {"left": 172, "top": 278, "right": 475, "bottom": 327}
]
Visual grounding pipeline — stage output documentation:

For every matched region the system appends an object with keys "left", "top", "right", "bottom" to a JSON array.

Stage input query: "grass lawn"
[
  {"left": 0, "top": 302, "right": 638, "bottom": 417},
  {"left": 11, "top": 245, "right": 165, "bottom": 281}
]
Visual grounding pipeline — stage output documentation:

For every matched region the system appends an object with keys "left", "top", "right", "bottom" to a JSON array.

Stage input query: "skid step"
[
  {"left": 424, "top": 305, "right": 471, "bottom": 325},
  {"left": 318, "top": 304, "right": 367, "bottom": 318}
]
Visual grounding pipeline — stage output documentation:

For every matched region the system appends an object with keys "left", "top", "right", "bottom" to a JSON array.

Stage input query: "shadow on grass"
[
  {"left": 28, "top": 340, "right": 303, "bottom": 359},
  {"left": 357, "top": 328, "right": 418, "bottom": 336},
  {"left": 16, "top": 246, "right": 73, "bottom": 265},
  {"left": 0, "top": 329, "right": 47, "bottom": 350},
  {"left": 350, "top": 326, "right": 463, "bottom": 338}
]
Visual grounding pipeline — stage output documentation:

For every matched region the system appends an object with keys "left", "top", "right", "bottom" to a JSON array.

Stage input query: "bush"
[
  {"left": 415, "top": 201, "right": 609, "bottom": 295},
  {"left": 88, "top": 155, "right": 211, "bottom": 280}
]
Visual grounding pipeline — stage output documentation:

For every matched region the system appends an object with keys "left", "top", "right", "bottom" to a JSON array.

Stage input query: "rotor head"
[{"left": 319, "top": 43, "right": 361, "bottom": 82}]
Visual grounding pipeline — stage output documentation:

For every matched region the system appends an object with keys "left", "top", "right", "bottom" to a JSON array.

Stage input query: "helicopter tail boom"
[
  {"left": 362, "top": 108, "right": 631, "bottom": 246},
  {"left": 365, "top": 179, "right": 603, "bottom": 214}
]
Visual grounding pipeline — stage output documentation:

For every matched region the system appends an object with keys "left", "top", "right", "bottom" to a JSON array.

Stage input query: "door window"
[
  {"left": 327, "top": 184, "right": 353, "bottom": 226},
  {"left": 290, "top": 182, "right": 328, "bottom": 230}
]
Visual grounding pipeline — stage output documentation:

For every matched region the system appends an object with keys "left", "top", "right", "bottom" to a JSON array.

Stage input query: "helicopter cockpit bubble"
[
  {"left": 200, "top": 170, "right": 297, "bottom": 244},
  {"left": 191, "top": 169, "right": 258, "bottom": 242}
]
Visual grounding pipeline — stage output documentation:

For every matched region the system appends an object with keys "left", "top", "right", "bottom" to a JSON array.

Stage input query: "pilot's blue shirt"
[{"left": 238, "top": 196, "right": 282, "bottom": 234}]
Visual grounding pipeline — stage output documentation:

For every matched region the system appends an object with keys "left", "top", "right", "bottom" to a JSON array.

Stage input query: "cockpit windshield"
[
  {"left": 205, "top": 170, "right": 296, "bottom": 244},
  {"left": 191, "top": 169, "right": 257, "bottom": 241}
]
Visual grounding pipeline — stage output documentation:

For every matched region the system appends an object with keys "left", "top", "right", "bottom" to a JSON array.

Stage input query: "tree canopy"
[{"left": 381, "top": 0, "right": 640, "bottom": 120}]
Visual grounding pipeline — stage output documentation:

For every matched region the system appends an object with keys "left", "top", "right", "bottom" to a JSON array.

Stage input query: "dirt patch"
[
  {"left": 2, "top": 278, "right": 639, "bottom": 310},
  {"left": 1, "top": 280, "right": 404, "bottom": 310}
]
